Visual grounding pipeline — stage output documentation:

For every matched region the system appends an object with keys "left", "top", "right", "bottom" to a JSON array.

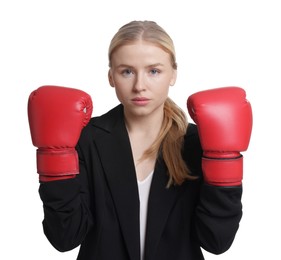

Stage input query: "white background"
[{"left": 1, "top": 0, "right": 280, "bottom": 259}]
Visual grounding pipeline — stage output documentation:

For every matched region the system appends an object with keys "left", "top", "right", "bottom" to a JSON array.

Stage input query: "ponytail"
[{"left": 141, "top": 97, "right": 197, "bottom": 187}]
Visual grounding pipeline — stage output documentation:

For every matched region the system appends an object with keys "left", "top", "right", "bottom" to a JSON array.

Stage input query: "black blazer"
[{"left": 39, "top": 104, "right": 242, "bottom": 260}]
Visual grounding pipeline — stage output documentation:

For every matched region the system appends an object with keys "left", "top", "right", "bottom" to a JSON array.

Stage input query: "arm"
[
  {"left": 28, "top": 85, "right": 94, "bottom": 251},
  {"left": 186, "top": 87, "right": 252, "bottom": 254},
  {"left": 38, "top": 157, "right": 93, "bottom": 252}
]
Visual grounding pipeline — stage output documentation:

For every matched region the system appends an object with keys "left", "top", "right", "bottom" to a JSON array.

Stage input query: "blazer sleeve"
[
  {"left": 183, "top": 123, "right": 243, "bottom": 255},
  {"left": 38, "top": 142, "right": 94, "bottom": 252}
]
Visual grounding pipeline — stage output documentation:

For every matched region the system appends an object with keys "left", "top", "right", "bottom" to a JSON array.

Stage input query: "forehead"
[{"left": 111, "top": 41, "right": 171, "bottom": 66}]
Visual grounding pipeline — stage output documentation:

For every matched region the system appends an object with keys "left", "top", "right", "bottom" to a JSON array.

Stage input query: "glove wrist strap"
[
  {"left": 202, "top": 155, "right": 243, "bottom": 186},
  {"left": 36, "top": 148, "right": 79, "bottom": 178}
]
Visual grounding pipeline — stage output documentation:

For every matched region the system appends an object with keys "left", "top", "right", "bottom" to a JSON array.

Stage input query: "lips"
[
  {"left": 131, "top": 97, "right": 150, "bottom": 106},
  {"left": 132, "top": 97, "right": 149, "bottom": 101}
]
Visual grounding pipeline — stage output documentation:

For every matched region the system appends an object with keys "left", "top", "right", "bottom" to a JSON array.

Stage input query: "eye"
[
  {"left": 150, "top": 68, "right": 160, "bottom": 75},
  {"left": 122, "top": 68, "right": 134, "bottom": 77}
]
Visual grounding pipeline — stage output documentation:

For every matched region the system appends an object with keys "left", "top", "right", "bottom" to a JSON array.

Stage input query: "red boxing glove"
[
  {"left": 187, "top": 87, "right": 252, "bottom": 186},
  {"left": 28, "top": 85, "right": 93, "bottom": 182}
]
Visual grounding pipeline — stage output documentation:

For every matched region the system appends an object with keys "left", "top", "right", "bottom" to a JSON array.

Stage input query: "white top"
[{"left": 137, "top": 171, "right": 154, "bottom": 260}]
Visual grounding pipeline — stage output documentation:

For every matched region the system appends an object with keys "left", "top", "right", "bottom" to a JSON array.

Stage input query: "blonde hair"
[{"left": 108, "top": 20, "right": 196, "bottom": 186}]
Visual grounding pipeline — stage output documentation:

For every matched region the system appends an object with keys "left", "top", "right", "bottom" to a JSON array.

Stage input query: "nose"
[{"left": 133, "top": 73, "right": 146, "bottom": 92}]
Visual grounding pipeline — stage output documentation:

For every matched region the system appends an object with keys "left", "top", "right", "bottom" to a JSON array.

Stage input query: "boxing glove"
[
  {"left": 28, "top": 85, "right": 93, "bottom": 182},
  {"left": 187, "top": 87, "right": 252, "bottom": 186}
]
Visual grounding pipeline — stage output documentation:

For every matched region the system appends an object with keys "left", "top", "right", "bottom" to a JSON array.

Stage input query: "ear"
[
  {"left": 170, "top": 69, "right": 177, "bottom": 86},
  {"left": 108, "top": 70, "right": 115, "bottom": 87}
]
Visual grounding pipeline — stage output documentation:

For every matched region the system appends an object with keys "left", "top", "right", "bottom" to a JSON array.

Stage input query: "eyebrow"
[{"left": 116, "top": 63, "right": 164, "bottom": 69}]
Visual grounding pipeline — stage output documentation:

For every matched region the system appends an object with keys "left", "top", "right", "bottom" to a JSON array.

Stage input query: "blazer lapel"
[
  {"left": 144, "top": 159, "right": 180, "bottom": 259},
  {"left": 93, "top": 106, "right": 140, "bottom": 260}
]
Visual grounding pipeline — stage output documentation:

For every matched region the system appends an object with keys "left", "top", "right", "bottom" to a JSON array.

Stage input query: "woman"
[{"left": 29, "top": 20, "right": 252, "bottom": 260}]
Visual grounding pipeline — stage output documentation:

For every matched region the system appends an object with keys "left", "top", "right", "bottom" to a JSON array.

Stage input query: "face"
[{"left": 108, "top": 41, "right": 177, "bottom": 120}]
